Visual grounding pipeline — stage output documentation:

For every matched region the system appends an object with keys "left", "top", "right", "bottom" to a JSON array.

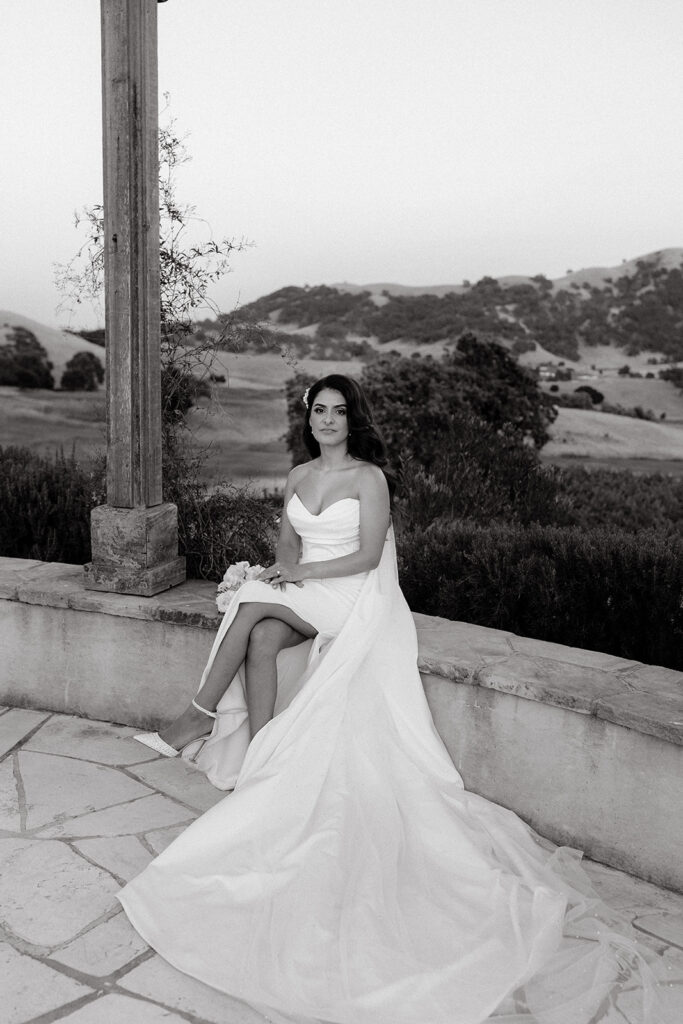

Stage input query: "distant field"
[
  {"left": 201, "top": 349, "right": 365, "bottom": 389},
  {"left": 0, "top": 387, "right": 107, "bottom": 465},
  {"left": 0, "top": 348, "right": 353, "bottom": 483},
  {"left": 540, "top": 376, "right": 683, "bottom": 421},
  {"left": 541, "top": 454, "right": 683, "bottom": 477},
  {"left": 186, "top": 384, "right": 290, "bottom": 490},
  {"left": 543, "top": 407, "right": 683, "bottom": 460},
  {"left": 4, "top": 363, "right": 683, "bottom": 493},
  {"left": 0, "top": 383, "right": 288, "bottom": 488}
]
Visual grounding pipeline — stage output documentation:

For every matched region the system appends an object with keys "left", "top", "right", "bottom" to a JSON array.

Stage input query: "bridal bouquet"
[{"left": 216, "top": 560, "right": 265, "bottom": 612}]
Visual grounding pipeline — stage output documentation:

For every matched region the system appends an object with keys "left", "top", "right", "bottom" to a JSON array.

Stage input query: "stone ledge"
[
  {"left": 1, "top": 557, "right": 681, "bottom": 747},
  {"left": 0, "top": 557, "right": 220, "bottom": 628}
]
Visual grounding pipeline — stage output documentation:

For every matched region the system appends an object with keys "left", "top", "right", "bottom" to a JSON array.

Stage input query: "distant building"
[{"left": 538, "top": 363, "right": 574, "bottom": 382}]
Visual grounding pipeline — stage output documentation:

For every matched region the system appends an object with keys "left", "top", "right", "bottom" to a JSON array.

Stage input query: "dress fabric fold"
[{"left": 118, "top": 496, "right": 672, "bottom": 1024}]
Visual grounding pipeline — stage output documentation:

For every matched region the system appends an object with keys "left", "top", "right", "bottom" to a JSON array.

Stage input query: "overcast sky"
[{"left": 3, "top": 0, "right": 683, "bottom": 328}]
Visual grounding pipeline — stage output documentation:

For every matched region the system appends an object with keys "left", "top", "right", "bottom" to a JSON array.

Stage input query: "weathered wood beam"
[
  {"left": 85, "top": 0, "right": 185, "bottom": 596},
  {"left": 101, "top": 0, "right": 161, "bottom": 507}
]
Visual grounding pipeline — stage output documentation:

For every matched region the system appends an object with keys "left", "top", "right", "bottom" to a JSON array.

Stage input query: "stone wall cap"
[{"left": 1, "top": 558, "right": 680, "bottom": 747}]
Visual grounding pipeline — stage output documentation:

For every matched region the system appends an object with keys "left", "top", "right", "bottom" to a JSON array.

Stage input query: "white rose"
[
  {"left": 222, "top": 568, "right": 245, "bottom": 588},
  {"left": 216, "top": 591, "right": 234, "bottom": 613},
  {"left": 216, "top": 560, "right": 265, "bottom": 611}
]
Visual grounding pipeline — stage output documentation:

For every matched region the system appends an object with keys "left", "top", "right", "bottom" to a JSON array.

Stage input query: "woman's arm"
[{"left": 275, "top": 469, "right": 303, "bottom": 564}]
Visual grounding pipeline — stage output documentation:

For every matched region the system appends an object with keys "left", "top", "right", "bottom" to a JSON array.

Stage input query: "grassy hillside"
[
  {"left": 235, "top": 248, "right": 683, "bottom": 362},
  {"left": 540, "top": 375, "right": 683, "bottom": 422},
  {"left": 0, "top": 311, "right": 105, "bottom": 386},
  {"left": 5, "top": 378, "right": 683, "bottom": 496},
  {"left": 542, "top": 407, "right": 683, "bottom": 460},
  {"left": 0, "top": 349, "right": 363, "bottom": 490},
  {"left": 0, "top": 387, "right": 106, "bottom": 467},
  {"left": 6, "top": 245, "right": 683, "bottom": 489}
]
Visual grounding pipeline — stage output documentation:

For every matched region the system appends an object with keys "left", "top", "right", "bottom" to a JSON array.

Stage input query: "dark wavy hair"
[{"left": 302, "top": 375, "right": 395, "bottom": 496}]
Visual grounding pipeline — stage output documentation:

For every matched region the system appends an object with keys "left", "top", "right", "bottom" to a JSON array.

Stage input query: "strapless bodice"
[{"left": 286, "top": 493, "right": 361, "bottom": 564}]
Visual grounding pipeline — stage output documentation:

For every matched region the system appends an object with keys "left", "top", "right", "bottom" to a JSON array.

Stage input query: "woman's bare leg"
[
  {"left": 159, "top": 602, "right": 316, "bottom": 750},
  {"left": 244, "top": 619, "right": 307, "bottom": 737}
]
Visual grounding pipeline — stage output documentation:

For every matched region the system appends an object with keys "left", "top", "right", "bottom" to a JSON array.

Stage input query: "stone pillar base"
[{"left": 84, "top": 503, "right": 186, "bottom": 597}]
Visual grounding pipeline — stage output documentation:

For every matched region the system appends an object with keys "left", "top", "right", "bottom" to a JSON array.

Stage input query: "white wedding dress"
[{"left": 118, "top": 495, "right": 671, "bottom": 1024}]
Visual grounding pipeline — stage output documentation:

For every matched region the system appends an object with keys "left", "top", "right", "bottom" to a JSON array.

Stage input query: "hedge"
[
  {"left": 397, "top": 520, "right": 683, "bottom": 671},
  {"left": 0, "top": 446, "right": 103, "bottom": 563},
  {"left": 0, "top": 445, "right": 277, "bottom": 584},
  {"left": 3, "top": 444, "right": 683, "bottom": 671}
]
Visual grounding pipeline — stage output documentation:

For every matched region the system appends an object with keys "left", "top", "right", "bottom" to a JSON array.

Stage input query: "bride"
[{"left": 120, "top": 375, "right": 671, "bottom": 1024}]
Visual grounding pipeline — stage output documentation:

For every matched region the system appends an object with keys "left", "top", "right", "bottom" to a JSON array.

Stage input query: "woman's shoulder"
[
  {"left": 288, "top": 461, "right": 315, "bottom": 481},
  {"left": 354, "top": 461, "right": 389, "bottom": 496},
  {"left": 286, "top": 461, "right": 317, "bottom": 490},
  {"left": 353, "top": 460, "right": 384, "bottom": 480}
]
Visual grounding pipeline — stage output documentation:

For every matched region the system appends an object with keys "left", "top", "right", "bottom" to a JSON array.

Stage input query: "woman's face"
[{"left": 309, "top": 388, "right": 349, "bottom": 451}]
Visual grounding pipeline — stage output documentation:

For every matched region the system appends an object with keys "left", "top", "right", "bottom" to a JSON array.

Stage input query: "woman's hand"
[{"left": 257, "top": 561, "right": 305, "bottom": 589}]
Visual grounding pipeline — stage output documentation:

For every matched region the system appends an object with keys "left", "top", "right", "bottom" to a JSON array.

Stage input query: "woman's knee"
[{"left": 247, "top": 618, "right": 290, "bottom": 656}]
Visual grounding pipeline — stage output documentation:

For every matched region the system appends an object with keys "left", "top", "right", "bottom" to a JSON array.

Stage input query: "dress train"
[{"left": 118, "top": 497, "right": 673, "bottom": 1023}]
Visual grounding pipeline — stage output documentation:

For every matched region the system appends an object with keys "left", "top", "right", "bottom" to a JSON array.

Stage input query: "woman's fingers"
[
  {"left": 259, "top": 563, "right": 303, "bottom": 588},
  {"left": 258, "top": 565, "right": 281, "bottom": 582}
]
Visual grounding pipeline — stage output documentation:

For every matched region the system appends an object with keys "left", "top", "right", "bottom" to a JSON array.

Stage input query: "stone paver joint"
[{"left": 0, "top": 709, "right": 680, "bottom": 1023}]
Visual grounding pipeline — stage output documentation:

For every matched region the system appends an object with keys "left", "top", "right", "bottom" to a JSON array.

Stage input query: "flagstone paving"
[{"left": 1, "top": 706, "right": 681, "bottom": 1024}]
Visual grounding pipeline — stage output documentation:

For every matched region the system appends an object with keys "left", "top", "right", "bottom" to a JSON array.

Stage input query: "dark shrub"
[
  {"left": 575, "top": 384, "right": 604, "bottom": 404},
  {"left": 397, "top": 520, "right": 683, "bottom": 670},
  {"left": 173, "top": 485, "right": 277, "bottom": 581},
  {"left": 61, "top": 351, "right": 105, "bottom": 391},
  {"left": 0, "top": 445, "right": 105, "bottom": 563},
  {"left": 560, "top": 466, "right": 683, "bottom": 537},
  {"left": 394, "top": 414, "right": 566, "bottom": 532},
  {"left": 284, "top": 371, "right": 315, "bottom": 467},
  {"left": 660, "top": 366, "right": 683, "bottom": 390},
  {"left": 0, "top": 328, "right": 54, "bottom": 389},
  {"left": 511, "top": 338, "right": 536, "bottom": 354},
  {"left": 552, "top": 391, "right": 592, "bottom": 409},
  {"left": 361, "top": 334, "right": 557, "bottom": 464},
  {"left": 161, "top": 365, "right": 211, "bottom": 435},
  {"left": 162, "top": 447, "right": 278, "bottom": 581}
]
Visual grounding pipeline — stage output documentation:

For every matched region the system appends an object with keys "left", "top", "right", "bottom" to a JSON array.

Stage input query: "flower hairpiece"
[{"left": 302, "top": 387, "right": 311, "bottom": 409}]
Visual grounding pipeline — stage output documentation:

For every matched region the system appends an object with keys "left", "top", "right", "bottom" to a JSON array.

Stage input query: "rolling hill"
[
  {"left": 0, "top": 311, "right": 105, "bottom": 386},
  {"left": 334, "top": 248, "right": 683, "bottom": 301},
  {"left": 235, "top": 248, "right": 683, "bottom": 363}
]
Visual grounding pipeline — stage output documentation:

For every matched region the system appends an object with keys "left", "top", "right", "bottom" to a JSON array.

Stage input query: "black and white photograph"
[{"left": 1, "top": 2, "right": 682, "bottom": 1022}]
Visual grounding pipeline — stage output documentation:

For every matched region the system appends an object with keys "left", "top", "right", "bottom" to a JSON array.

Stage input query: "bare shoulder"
[
  {"left": 284, "top": 463, "right": 308, "bottom": 504},
  {"left": 355, "top": 461, "right": 389, "bottom": 498},
  {"left": 288, "top": 461, "right": 316, "bottom": 486}
]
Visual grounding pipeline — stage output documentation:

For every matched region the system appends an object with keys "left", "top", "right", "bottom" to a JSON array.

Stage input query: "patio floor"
[{"left": 1, "top": 707, "right": 682, "bottom": 1024}]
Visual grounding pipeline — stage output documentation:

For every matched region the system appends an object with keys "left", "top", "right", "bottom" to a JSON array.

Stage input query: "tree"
[
  {"left": 574, "top": 384, "right": 604, "bottom": 405},
  {"left": 394, "top": 415, "right": 565, "bottom": 534},
  {"left": 60, "top": 351, "right": 105, "bottom": 391},
  {"left": 54, "top": 101, "right": 247, "bottom": 451},
  {"left": 283, "top": 332, "right": 564, "bottom": 531},
  {"left": 356, "top": 333, "right": 557, "bottom": 471},
  {"left": 54, "top": 106, "right": 288, "bottom": 578},
  {"left": 284, "top": 333, "right": 558, "bottom": 473},
  {"left": 0, "top": 327, "right": 54, "bottom": 389}
]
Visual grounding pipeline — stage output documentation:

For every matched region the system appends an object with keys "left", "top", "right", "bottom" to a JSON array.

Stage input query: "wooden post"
[{"left": 85, "top": 0, "right": 185, "bottom": 596}]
